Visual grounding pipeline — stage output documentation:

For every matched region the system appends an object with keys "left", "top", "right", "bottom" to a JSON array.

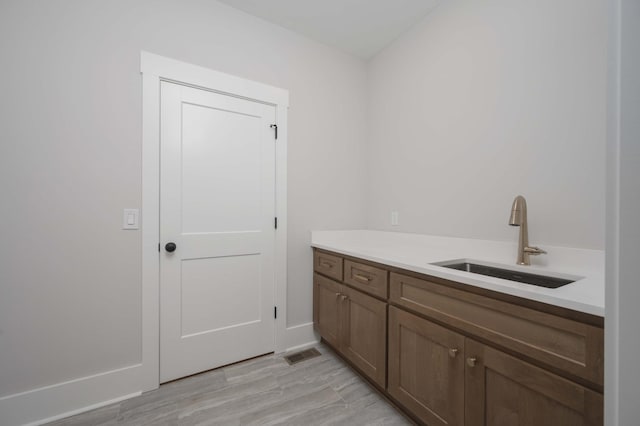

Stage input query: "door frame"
[{"left": 140, "top": 51, "right": 289, "bottom": 392}]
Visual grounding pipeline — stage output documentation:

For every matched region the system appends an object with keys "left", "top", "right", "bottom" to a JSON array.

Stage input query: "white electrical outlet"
[{"left": 391, "top": 211, "right": 399, "bottom": 226}]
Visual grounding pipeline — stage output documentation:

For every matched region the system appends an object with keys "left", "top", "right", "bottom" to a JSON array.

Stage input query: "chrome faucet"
[{"left": 509, "top": 195, "right": 547, "bottom": 265}]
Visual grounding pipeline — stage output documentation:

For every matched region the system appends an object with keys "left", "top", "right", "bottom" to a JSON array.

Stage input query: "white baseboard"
[
  {"left": 0, "top": 325, "right": 317, "bottom": 425},
  {"left": 0, "top": 364, "right": 142, "bottom": 426},
  {"left": 283, "top": 322, "right": 319, "bottom": 353}
]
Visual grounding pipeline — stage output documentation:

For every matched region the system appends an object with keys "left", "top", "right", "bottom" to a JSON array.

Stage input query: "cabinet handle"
[
  {"left": 335, "top": 292, "right": 341, "bottom": 298},
  {"left": 448, "top": 348, "right": 459, "bottom": 358},
  {"left": 353, "top": 273, "right": 371, "bottom": 282},
  {"left": 320, "top": 261, "right": 333, "bottom": 268},
  {"left": 466, "top": 357, "right": 477, "bottom": 367},
  {"left": 340, "top": 295, "right": 348, "bottom": 301}
]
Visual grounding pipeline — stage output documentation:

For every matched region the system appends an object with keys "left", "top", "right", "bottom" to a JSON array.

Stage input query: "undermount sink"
[{"left": 431, "top": 259, "right": 578, "bottom": 289}]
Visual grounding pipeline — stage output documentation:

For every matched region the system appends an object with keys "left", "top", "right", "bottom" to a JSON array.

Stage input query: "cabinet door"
[
  {"left": 314, "top": 273, "right": 342, "bottom": 349},
  {"left": 341, "top": 286, "right": 387, "bottom": 387},
  {"left": 465, "top": 339, "right": 603, "bottom": 426},
  {"left": 388, "top": 306, "right": 465, "bottom": 426}
]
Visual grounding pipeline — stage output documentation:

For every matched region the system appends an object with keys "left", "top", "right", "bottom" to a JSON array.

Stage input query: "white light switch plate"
[
  {"left": 391, "top": 211, "right": 399, "bottom": 226},
  {"left": 123, "top": 209, "right": 139, "bottom": 230}
]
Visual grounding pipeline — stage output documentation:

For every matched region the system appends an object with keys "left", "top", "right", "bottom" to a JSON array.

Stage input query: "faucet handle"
[{"left": 524, "top": 246, "right": 547, "bottom": 256}]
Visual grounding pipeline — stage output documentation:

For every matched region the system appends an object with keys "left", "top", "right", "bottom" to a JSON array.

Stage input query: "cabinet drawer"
[
  {"left": 314, "top": 251, "right": 343, "bottom": 281},
  {"left": 390, "top": 272, "right": 604, "bottom": 386},
  {"left": 344, "top": 260, "right": 388, "bottom": 299}
]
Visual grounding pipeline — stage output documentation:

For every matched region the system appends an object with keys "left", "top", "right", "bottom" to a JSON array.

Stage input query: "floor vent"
[{"left": 283, "top": 348, "right": 321, "bottom": 365}]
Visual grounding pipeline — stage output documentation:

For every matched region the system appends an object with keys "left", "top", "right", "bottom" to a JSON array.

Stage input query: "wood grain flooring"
[{"left": 46, "top": 344, "right": 412, "bottom": 426}]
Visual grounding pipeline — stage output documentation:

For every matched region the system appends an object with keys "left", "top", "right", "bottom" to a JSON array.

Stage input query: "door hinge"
[
  {"left": 270, "top": 124, "right": 278, "bottom": 140},
  {"left": 275, "top": 217, "right": 278, "bottom": 229},
  {"left": 274, "top": 306, "right": 277, "bottom": 319}
]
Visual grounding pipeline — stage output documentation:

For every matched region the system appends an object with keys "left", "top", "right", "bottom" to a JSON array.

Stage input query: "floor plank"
[{"left": 46, "top": 343, "right": 412, "bottom": 425}]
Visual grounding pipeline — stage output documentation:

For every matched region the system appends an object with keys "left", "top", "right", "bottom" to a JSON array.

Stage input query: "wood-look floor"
[{"left": 47, "top": 343, "right": 412, "bottom": 425}]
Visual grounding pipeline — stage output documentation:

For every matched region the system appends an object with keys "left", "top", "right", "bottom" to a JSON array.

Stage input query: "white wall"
[
  {"left": 0, "top": 0, "right": 619, "bottom": 423},
  {"left": 366, "top": 0, "right": 607, "bottom": 250},
  {"left": 0, "top": 0, "right": 366, "bottom": 405},
  {"left": 605, "top": 0, "right": 640, "bottom": 424}
]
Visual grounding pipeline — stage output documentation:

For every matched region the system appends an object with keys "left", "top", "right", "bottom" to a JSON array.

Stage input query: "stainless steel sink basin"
[{"left": 432, "top": 260, "right": 576, "bottom": 289}]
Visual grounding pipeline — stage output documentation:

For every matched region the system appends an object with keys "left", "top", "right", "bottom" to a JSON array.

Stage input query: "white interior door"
[{"left": 159, "top": 81, "right": 276, "bottom": 383}]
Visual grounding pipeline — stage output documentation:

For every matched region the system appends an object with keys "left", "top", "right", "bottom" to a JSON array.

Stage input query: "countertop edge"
[{"left": 311, "top": 237, "right": 605, "bottom": 318}]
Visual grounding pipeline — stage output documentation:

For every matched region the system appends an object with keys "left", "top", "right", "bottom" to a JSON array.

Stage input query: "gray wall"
[
  {"left": 606, "top": 0, "right": 640, "bottom": 424},
  {"left": 617, "top": 0, "right": 640, "bottom": 419},
  {"left": 0, "top": 0, "right": 367, "bottom": 397},
  {"left": 366, "top": 0, "right": 607, "bottom": 249}
]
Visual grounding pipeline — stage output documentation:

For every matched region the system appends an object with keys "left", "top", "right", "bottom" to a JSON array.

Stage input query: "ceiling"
[{"left": 217, "top": 0, "right": 441, "bottom": 59}]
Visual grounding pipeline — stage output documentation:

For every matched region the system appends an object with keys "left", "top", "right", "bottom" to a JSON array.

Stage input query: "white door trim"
[{"left": 140, "top": 51, "right": 289, "bottom": 392}]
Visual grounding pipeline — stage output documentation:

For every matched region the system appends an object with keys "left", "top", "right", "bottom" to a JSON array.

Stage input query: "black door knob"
[{"left": 165, "top": 242, "right": 177, "bottom": 253}]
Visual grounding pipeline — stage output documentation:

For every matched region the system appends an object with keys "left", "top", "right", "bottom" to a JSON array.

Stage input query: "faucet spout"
[
  {"left": 509, "top": 195, "right": 545, "bottom": 265},
  {"left": 509, "top": 195, "right": 526, "bottom": 227}
]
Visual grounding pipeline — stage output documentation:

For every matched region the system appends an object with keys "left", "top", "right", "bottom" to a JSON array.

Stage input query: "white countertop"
[{"left": 311, "top": 230, "right": 605, "bottom": 317}]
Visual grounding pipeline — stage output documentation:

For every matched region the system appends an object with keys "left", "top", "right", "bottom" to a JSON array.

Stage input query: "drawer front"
[
  {"left": 343, "top": 260, "right": 388, "bottom": 299},
  {"left": 390, "top": 272, "right": 603, "bottom": 386},
  {"left": 314, "top": 251, "right": 343, "bottom": 282}
]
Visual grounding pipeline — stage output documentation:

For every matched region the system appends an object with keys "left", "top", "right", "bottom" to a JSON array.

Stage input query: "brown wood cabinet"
[
  {"left": 390, "top": 272, "right": 604, "bottom": 387},
  {"left": 342, "top": 285, "right": 387, "bottom": 387},
  {"left": 314, "top": 250, "right": 343, "bottom": 282},
  {"left": 313, "top": 271, "right": 387, "bottom": 388},
  {"left": 312, "top": 248, "right": 604, "bottom": 426},
  {"left": 344, "top": 259, "right": 389, "bottom": 299},
  {"left": 314, "top": 272, "right": 341, "bottom": 348},
  {"left": 388, "top": 306, "right": 603, "bottom": 426},
  {"left": 465, "top": 339, "right": 603, "bottom": 426},
  {"left": 388, "top": 306, "right": 465, "bottom": 426}
]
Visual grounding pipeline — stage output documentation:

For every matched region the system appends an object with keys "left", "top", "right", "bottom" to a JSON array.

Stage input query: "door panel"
[
  {"left": 314, "top": 273, "right": 341, "bottom": 349},
  {"left": 465, "top": 339, "right": 603, "bottom": 426},
  {"left": 180, "top": 255, "right": 261, "bottom": 336},
  {"left": 388, "top": 306, "right": 465, "bottom": 426},
  {"left": 342, "top": 287, "right": 387, "bottom": 387},
  {"left": 180, "top": 101, "right": 262, "bottom": 233},
  {"left": 160, "top": 81, "right": 276, "bottom": 383}
]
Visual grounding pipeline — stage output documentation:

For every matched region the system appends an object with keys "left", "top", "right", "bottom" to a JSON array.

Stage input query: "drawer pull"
[
  {"left": 340, "top": 295, "right": 348, "bottom": 302},
  {"left": 448, "top": 348, "right": 459, "bottom": 358},
  {"left": 335, "top": 292, "right": 341, "bottom": 298},
  {"left": 353, "top": 273, "right": 371, "bottom": 282},
  {"left": 467, "top": 357, "right": 477, "bottom": 367},
  {"left": 320, "top": 261, "right": 334, "bottom": 268}
]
